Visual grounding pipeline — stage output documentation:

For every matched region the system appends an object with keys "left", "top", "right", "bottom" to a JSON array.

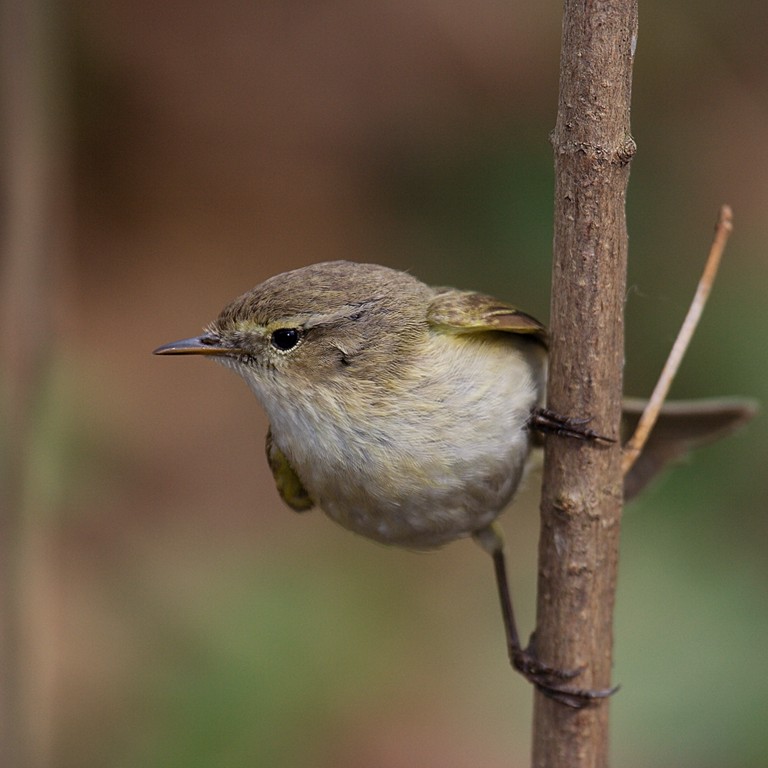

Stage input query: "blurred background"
[{"left": 1, "top": 0, "right": 766, "bottom": 766}]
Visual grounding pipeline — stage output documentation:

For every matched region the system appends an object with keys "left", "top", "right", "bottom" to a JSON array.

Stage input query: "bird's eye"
[{"left": 270, "top": 328, "right": 302, "bottom": 352}]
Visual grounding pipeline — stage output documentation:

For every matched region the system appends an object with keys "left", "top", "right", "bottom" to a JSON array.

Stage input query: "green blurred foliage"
[{"left": 16, "top": 0, "right": 767, "bottom": 766}]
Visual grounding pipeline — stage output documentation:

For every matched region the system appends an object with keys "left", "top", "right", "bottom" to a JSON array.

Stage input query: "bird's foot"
[
  {"left": 511, "top": 637, "right": 619, "bottom": 709},
  {"left": 528, "top": 407, "right": 615, "bottom": 444}
]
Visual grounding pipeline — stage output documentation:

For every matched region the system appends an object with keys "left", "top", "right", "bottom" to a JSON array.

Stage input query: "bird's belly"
[
  {"left": 320, "top": 489, "right": 510, "bottom": 549},
  {"left": 314, "top": 436, "right": 531, "bottom": 549}
]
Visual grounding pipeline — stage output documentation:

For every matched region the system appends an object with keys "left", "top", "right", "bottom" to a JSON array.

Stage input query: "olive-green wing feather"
[
  {"left": 265, "top": 428, "right": 314, "bottom": 512},
  {"left": 427, "top": 290, "right": 548, "bottom": 348}
]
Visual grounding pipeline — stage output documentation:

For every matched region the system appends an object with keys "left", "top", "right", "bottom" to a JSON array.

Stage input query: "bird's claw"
[
  {"left": 528, "top": 407, "right": 615, "bottom": 444},
  {"left": 511, "top": 644, "right": 618, "bottom": 709}
]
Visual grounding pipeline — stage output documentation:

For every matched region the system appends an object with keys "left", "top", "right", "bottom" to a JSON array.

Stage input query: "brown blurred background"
[{"left": 2, "top": 1, "right": 767, "bottom": 766}]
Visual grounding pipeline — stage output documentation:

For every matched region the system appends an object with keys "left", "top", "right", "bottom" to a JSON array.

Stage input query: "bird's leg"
[
  {"left": 472, "top": 524, "right": 617, "bottom": 709},
  {"left": 528, "top": 407, "right": 615, "bottom": 444}
]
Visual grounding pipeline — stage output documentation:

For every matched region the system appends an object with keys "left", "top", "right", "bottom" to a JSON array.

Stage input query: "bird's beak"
[{"left": 153, "top": 335, "right": 235, "bottom": 356}]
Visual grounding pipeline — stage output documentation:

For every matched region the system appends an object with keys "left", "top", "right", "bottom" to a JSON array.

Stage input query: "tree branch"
[
  {"left": 621, "top": 205, "right": 733, "bottom": 475},
  {"left": 0, "top": 0, "right": 65, "bottom": 765},
  {"left": 533, "top": 2, "right": 638, "bottom": 767}
]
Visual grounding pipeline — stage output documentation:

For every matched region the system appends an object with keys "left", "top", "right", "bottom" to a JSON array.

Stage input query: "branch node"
[{"left": 551, "top": 138, "right": 637, "bottom": 166}]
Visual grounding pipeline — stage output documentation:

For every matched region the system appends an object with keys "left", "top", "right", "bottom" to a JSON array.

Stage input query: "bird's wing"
[
  {"left": 265, "top": 428, "right": 315, "bottom": 512},
  {"left": 427, "top": 290, "right": 548, "bottom": 348}
]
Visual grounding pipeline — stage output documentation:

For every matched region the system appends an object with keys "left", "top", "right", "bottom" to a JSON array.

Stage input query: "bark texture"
[{"left": 533, "top": 2, "right": 638, "bottom": 766}]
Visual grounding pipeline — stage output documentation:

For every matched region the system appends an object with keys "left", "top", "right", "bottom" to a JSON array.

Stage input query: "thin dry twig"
[{"left": 621, "top": 204, "right": 734, "bottom": 475}]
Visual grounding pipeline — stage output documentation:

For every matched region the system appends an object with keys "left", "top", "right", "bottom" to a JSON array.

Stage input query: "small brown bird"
[{"left": 155, "top": 260, "right": 755, "bottom": 705}]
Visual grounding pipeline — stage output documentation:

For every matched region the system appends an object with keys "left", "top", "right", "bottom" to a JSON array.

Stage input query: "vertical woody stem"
[{"left": 533, "top": 2, "right": 638, "bottom": 767}]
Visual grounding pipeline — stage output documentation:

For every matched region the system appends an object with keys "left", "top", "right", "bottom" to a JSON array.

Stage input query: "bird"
[{"left": 154, "top": 260, "right": 755, "bottom": 706}]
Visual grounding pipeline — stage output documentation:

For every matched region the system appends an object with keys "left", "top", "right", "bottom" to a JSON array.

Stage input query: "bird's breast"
[{"left": 260, "top": 332, "right": 545, "bottom": 548}]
